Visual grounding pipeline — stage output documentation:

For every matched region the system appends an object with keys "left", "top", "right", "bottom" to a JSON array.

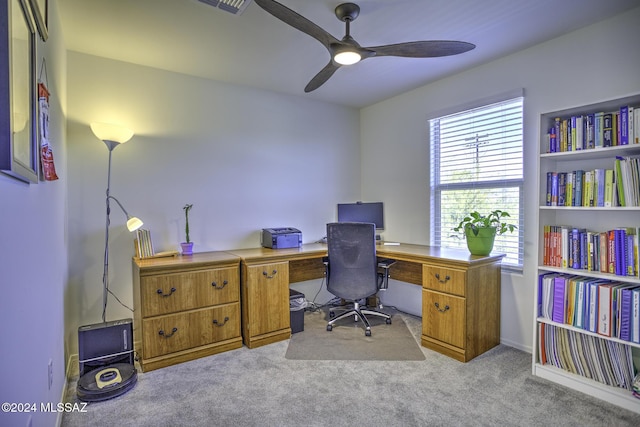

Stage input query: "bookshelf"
[{"left": 534, "top": 93, "right": 640, "bottom": 413}]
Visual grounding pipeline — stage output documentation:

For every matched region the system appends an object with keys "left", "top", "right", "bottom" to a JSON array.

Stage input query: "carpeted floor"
[
  {"left": 285, "top": 308, "right": 425, "bottom": 360},
  {"left": 61, "top": 309, "right": 640, "bottom": 427}
]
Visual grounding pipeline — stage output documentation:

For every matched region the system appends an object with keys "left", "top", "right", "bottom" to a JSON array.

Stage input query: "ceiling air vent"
[{"left": 197, "top": 0, "right": 252, "bottom": 15}]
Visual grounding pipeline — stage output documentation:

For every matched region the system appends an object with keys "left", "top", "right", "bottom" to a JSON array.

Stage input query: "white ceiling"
[{"left": 59, "top": 0, "right": 640, "bottom": 108}]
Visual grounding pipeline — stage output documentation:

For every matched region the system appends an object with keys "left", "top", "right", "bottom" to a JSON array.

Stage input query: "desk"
[{"left": 227, "top": 243, "right": 504, "bottom": 362}]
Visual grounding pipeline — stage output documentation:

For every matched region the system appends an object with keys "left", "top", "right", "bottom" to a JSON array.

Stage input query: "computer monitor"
[{"left": 337, "top": 202, "right": 384, "bottom": 230}]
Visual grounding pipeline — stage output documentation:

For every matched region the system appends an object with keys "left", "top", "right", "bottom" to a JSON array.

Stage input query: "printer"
[{"left": 261, "top": 227, "right": 302, "bottom": 249}]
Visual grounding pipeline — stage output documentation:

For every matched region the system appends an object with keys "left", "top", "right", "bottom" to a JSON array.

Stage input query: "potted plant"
[
  {"left": 181, "top": 203, "right": 194, "bottom": 255},
  {"left": 453, "top": 209, "right": 516, "bottom": 256}
]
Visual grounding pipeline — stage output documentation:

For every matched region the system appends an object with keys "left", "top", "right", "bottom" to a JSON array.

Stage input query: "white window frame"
[{"left": 429, "top": 90, "right": 524, "bottom": 269}]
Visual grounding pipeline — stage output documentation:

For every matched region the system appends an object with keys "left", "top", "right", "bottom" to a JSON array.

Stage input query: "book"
[
  {"left": 583, "top": 170, "right": 593, "bottom": 206},
  {"left": 558, "top": 172, "right": 566, "bottom": 206},
  {"left": 594, "top": 168, "right": 605, "bottom": 207},
  {"left": 594, "top": 112, "right": 604, "bottom": 148},
  {"left": 585, "top": 114, "right": 595, "bottom": 149},
  {"left": 598, "top": 283, "right": 615, "bottom": 336},
  {"left": 603, "top": 113, "right": 613, "bottom": 147},
  {"left": 573, "top": 170, "right": 584, "bottom": 206},
  {"left": 570, "top": 228, "right": 583, "bottom": 269},
  {"left": 633, "top": 288, "right": 640, "bottom": 343},
  {"left": 629, "top": 107, "right": 634, "bottom": 146},
  {"left": 603, "top": 169, "right": 614, "bottom": 207},
  {"left": 620, "top": 106, "right": 628, "bottom": 145},
  {"left": 565, "top": 171, "right": 574, "bottom": 207},
  {"left": 633, "top": 107, "right": 640, "bottom": 144},
  {"left": 551, "top": 172, "right": 558, "bottom": 206},
  {"left": 574, "top": 278, "right": 586, "bottom": 329},
  {"left": 552, "top": 275, "right": 568, "bottom": 324},
  {"left": 560, "top": 226, "right": 569, "bottom": 268},
  {"left": 618, "top": 286, "right": 635, "bottom": 342},
  {"left": 608, "top": 229, "right": 616, "bottom": 274}
]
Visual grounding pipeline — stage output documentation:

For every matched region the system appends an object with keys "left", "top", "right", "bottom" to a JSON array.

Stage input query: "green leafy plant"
[
  {"left": 183, "top": 204, "right": 193, "bottom": 243},
  {"left": 453, "top": 209, "right": 517, "bottom": 236}
]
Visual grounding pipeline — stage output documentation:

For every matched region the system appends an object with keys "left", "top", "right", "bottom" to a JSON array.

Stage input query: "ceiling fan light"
[{"left": 334, "top": 50, "right": 361, "bottom": 65}]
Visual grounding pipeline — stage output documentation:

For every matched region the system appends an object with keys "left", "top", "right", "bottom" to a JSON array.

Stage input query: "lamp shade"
[
  {"left": 91, "top": 122, "right": 134, "bottom": 144},
  {"left": 126, "top": 216, "right": 144, "bottom": 232}
]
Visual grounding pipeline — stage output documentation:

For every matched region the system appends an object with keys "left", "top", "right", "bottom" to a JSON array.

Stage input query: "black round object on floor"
[{"left": 77, "top": 363, "right": 137, "bottom": 402}]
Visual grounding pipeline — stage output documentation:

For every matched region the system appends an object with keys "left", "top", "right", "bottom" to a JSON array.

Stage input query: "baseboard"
[
  {"left": 56, "top": 354, "right": 78, "bottom": 426},
  {"left": 67, "top": 353, "right": 79, "bottom": 380},
  {"left": 500, "top": 338, "right": 531, "bottom": 354}
]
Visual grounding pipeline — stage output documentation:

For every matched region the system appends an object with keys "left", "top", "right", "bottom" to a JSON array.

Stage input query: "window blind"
[{"left": 430, "top": 97, "right": 524, "bottom": 267}]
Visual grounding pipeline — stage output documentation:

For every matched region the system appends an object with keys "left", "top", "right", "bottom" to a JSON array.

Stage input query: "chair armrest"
[
  {"left": 377, "top": 258, "right": 396, "bottom": 269},
  {"left": 376, "top": 258, "right": 396, "bottom": 290}
]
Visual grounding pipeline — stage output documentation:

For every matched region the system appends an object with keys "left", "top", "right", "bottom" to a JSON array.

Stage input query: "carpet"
[{"left": 285, "top": 307, "right": 426, "bottom": 361}]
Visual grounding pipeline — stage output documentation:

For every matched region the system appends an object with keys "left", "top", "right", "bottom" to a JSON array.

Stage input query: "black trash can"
[{"left": 289, "top": 289, "right": 305, "bottom": 334}]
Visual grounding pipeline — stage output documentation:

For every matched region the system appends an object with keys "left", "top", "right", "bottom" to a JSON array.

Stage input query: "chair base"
[{"left": 327, "top": 301, "right": 391, "bottom": 336}]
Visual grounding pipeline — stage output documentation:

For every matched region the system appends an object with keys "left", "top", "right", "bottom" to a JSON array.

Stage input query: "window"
[{"left": 430, "top": 95, "right": 524, "bottom": 267}]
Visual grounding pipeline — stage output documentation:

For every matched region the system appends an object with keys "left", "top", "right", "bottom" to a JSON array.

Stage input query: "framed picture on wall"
[
  {"left": 0, "top": 0, "right": 39, "bottom": 183},
  {"left": 28, "top": 0, "right": 47, "bottom": 41}
]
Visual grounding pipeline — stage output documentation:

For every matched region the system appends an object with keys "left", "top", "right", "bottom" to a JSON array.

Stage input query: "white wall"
[
  {"left": 362, "top": 7, "right": 640, "bottom": 351},
  {"left": 0, "top": 1, "right": 67, "bottom": 426},
  {"left": 65, "top": 53, "right": 360, "bottom": 354}
]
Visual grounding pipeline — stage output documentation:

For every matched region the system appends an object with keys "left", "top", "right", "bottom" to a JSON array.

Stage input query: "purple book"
[
  {"left": 619, "top": 287, "right": 634, "bottom": 341},
  {"left": 552, "top": 276, "right": 567, "bottom": 323}
]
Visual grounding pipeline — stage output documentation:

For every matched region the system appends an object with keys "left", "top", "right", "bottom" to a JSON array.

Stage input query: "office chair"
[{"left": 324, "top": 222, "right": 395, "bottom": 336}]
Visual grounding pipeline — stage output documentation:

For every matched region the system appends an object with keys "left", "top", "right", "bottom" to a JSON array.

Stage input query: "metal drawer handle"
[
  {"left": 263, "top": 269, "right": 277, "bottom": 279},
  {"left": 434, "top": 302, "right": 450, "bottom": 313},
  {"left": 212, "top": 280, "right": 228, "bottom": 290},
  {"left": 213, "top": 317, "right": 230, "bottom": 327},
  {"left": 434, "top": 273, "right": 450, "bottom": 283},
  {"left": 158, "top": 327, "right": 178, "bottom": 338},
  {"left": 157, "top": 287, "right": 177, "bottom": 297}
]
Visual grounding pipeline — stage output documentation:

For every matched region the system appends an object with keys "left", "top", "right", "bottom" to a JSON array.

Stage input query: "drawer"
[
  {"left": 422, "top": 289, "right": 465, "bottom": 349},
  {"left": 423, "top": 265, "right": 466, "bottom": 296},
  {"left": 142, "top": 304, "right": 240, "bottom": 359},
  {"left": 140, "top": 267, "right": 239, "bottom": 316}
]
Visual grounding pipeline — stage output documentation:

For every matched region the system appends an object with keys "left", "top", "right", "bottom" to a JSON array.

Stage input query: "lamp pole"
[
  {"left": 102, "top": 141, "right": 117, "bottom": 323},
  {"left": 91, "top": 123, "right": 139, "bottom": 323}
]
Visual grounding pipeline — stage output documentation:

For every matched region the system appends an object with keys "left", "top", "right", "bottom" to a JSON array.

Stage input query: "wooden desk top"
[
  {"left": 226, "top": 242, "right": 504, "bottom": 267},
  {"left": 226, "top": 243, "right": 327, "bottom": 264},
  {"left": 132, "top": 243, "right": 504, "bottom": 271},
  {"left": 133, "top": 250, "right": 241, "bottom": 274},
  {"left": 376, "top": 243, "right": 504, "bottom": 267}
]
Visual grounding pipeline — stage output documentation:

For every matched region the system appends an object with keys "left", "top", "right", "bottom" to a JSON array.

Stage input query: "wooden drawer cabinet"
[
  {"left": 140, "top": 267, "right": 238, "bottom": 317},
  {"left": 241, "top": 261, "right": 291, "bottom": 349},
  {"left": 422, "top": 289, "right": 465, "bottom": 349},
  {"left": 421, "top": 260, "right": 502, "bottom": 362},
  {"left": 423, "top": 265, "right": 466, "bottom": 296},
  {"left": 143, "top": 303, "right": 241, "bottom": 359},
  {"left": 133, "top": 252, "right": 243, "bottom": 371}
]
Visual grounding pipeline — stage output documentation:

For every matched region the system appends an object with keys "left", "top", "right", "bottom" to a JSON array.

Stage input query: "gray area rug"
[
  {"left": 61, "top": 310, "right": 640, "bottom": 427},
  {"left": 286, "top": 308, "right": 425, "bottom": 360}
]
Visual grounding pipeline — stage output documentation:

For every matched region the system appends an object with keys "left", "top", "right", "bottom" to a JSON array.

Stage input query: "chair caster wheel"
[
  {"left": 365, "top": 330, "right": 372, "bottom": 337},
  {"left": 386, "top": 318, "right": 392, "bottom": 324},
  {"left": 327, "top": 325, "right": 333, "bottom": 331},
  {"left": 329, "top": 311, "right": 335, "bottom": 318}
]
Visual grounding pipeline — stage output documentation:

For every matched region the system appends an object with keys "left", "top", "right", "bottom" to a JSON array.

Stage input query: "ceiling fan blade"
[
  {"left": 369, "top": 40, "right": 475, "bottom": 58},
  {"left": 254, "top": 0, "right": 340, "bottom": 50},
  {"left": 304, "top": 61, "right": 341, "bottom": 93}
]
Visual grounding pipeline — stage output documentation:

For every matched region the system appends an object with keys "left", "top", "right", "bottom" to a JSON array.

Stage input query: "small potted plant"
[
  {"left": 453, "top": 209, "right": 516, "bottom": 256},
  {"left": 181, "top": 203, "right": 194, "bottom": 255}
]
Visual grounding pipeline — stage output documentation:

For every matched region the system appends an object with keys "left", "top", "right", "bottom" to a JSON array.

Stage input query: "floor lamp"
[{"left": 91, "top": 123, "right": 143, "bottom": 323}]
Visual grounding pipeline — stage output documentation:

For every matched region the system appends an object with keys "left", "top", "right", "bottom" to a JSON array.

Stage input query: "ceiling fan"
[{"left": 253, "top": 0, "right": 475, "bottom": 92}]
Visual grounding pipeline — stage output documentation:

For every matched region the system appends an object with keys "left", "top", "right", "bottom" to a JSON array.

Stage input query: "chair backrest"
[{"left": 326, "top": 222, "right": 378, "bottom": 301}]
